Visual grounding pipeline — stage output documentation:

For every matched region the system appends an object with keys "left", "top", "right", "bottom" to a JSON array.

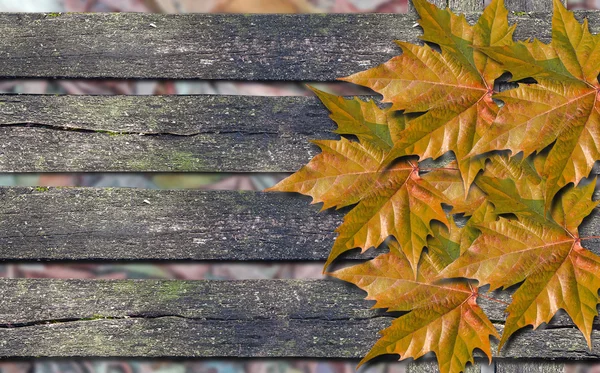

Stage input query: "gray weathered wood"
[
  {"left": 0, "top": 188, "right": 340, "bottom": 261},
  {"left": 505, "top": 0, "right": 563, "bottom": 12},
  {"left": 405, "top": 360, "right": 483, "bottom": 372},
  {"left": 1, "top": 187, "right": 599, "bottom": 261},
  {"left": 448, "top": 0, "right": 483, "bottom": 12},
  {"left": 0, "top": 94, "right": 338, "bottom": 172},
  {"left": 408, "top": 0, "right": 447, "bottom": 15},
  {"left": 1, "top": 279, "right": 600, "bottom": 359},
  {"left": 0, "top": 11, "right": 594, "bottom": 80},
  {"left": 495, "top": 361, "right": 566, "bottom": 372}
]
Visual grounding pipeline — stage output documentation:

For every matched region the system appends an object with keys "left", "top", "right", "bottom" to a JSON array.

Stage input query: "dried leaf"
[
  {"left": 443, "top": 181, "right": 600, "bottom": 348},
  {"left": 342, "top": 0, "right": 515, "bottom": 191},
  {"left": 472, "top": 0, "right": 600, "bottom": 204},
  {"left": 332, "top": 245, "right": 499, "bottom": 373}
]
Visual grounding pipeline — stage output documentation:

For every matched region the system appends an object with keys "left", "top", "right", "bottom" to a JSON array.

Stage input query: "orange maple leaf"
[
  {"left": 341, "top": 0, "right": 515, "bottom": 192},
  {"left": 332, "top": 244, "right": 499, "bottom": 373}
]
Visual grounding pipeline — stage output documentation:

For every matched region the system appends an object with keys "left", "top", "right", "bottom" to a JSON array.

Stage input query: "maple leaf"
[
  {"left": 475, "top": 153, "right": 550, "bottom": 223},
  {"left": 420, "top": 161, "right": 486, "bottom": 216},
  {"left": 268, "top": 93, "right": 449, "bottom": 271},
  {"left": 331, "top": 243, "right": 499, "bottom": 373},
  {"left": 265, "top": 92, "right": 403, "bottom": 210},
  {"left": 471, "top": 0, "right": 600, "bottom": 205},
  {"left": 341, "top": 0, "right": 515, "bottom": 191},
  {"left": 442, "top": 180, "right": 600, "bottom": 348},
  {"left": 308, "top": 87, "right": 405, "bottom": 150}
]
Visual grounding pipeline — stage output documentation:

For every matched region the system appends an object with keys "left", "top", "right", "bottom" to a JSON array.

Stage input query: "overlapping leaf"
[
  {"left": 443, "top": 181, "right": 600, "bottom": 348},
  {"left": 331, "top": 244, "right": 498, "bottom": 373},
  {"left": 342, "top": 0, "right": 515, "bottom": 191},
  {"left": 471, "top": 0, "right": 600, "bottom": 205},
  {"left": 267, "top": 94, "right": 449, "bottom": 271}
]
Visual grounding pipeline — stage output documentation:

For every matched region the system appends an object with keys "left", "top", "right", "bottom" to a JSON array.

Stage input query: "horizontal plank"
[
  {"left": 407, "top": 360, "right": 567, "bottom": 373},
  {"left": 0, "top": 188, "right": 341, "bottom": 261},
  {"left": 0, "top": 90, "right": 562, "bottom": 172},
  {"left": 1, "top": 187, "right": 599, "bottom": 261},
  {"left": 1, "top": 279, "right": 600, "bottom": 359},
  {"left": 0, "top": 95, "right": 336, "bottom": 172},
  {"left": 495, "top": 362, "right": 567, "bottom": 373},
  {"left": 0, "top": 11, "right": 598, "bottom": 80}
]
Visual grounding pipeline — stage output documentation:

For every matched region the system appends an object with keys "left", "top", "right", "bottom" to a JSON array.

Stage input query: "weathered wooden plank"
[
  {"left": 0, "top": 11, "right": 595, "bottom": 80},
  {"left": 448, "top": 0, "right": 483, "bottom": 12},
  {"left": 1, "top": 279, "right": 600, "bottom": 359},
  {"left": 505, "top": 0, "right": 559, "bottom": 12},
  {"left": 0, "top": 93, "right": 506, "bottom": 173},
  {"left": 405, "top": 360, "right": 483, "bottom": 372},
  {"left": 495, "top": 361, "right": 565, "bottom": 372},
  {"left": 0, "top": 95, "right": 337, "bottom": 172},
  {"left": 0, "top": 188, "right": 340, "bottom": 261},
  {"left": 408, "top": 0, "right": 446, "bottom": 15},
  {"left": 0, "top": 90, "right": 579, "bottom": 172},
  {"left": 407, "top": 360, "right": 568, "bottom": 373},
  {"left": 1, "top": 187, "right": 599, "bottom": 261}
]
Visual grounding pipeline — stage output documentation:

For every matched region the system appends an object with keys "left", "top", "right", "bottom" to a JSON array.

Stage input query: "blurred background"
[{"left": 0, "top": 0, "right": 597, "bottom": 373}]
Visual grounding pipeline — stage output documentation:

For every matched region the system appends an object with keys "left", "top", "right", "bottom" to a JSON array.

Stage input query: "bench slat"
[
  {"left": 407, "top": 361, "right": 566, "bottom": 373},
  {"left": 0, "top": 95, "right": 336, "bottom": 172},
  {"left": 0, "top": 279, "right": 599, "bottom": 359},
  {"left": 0, "top": 93, "right": 589, "bottom": 173},
  {"left": 0, "top": 12, "right": 591, "bottom": 80},
  {"left": 0, "top": 187, "right": 599, "bottom": 261}
]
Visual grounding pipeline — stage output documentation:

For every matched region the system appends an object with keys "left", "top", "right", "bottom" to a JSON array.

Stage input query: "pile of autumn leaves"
[{"left": 267, "top": 0, "right": 600, "bottom": 372}]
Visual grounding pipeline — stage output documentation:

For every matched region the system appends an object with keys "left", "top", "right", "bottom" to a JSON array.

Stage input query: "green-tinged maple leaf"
[
  {"left": 442, "top": 180, "right": 600, "bottom": 348},
  {"left": 331, "top": 245, "right": 499, "bottom": 373},
  {"left": 268, "top": 92, "right": 450, "bottom": 271},
  {"left": 472, "top": 0, "right": 600, "bottom": 204},
  {"left": 428, "top": 200, "right": 497, "bottom": 257},
  {"left": 341, "top": 0, "right": 515, "bottom": 191},
  {"left": 475, "top": 154, "right": 550, "bottom": 223},
  {"left": 308, "top": 87, "right": 405, "bottom": 150}
]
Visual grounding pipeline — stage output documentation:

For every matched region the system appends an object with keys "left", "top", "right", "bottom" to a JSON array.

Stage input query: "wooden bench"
[{"left": 0, "top": 0, "right": 597, "bottom": 372}]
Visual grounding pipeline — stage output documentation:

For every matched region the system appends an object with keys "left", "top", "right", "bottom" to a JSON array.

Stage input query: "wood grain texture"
[
  {"left": 448, "top": 0, "right": 483, "bottom": 12},
  {"left": 0, "top": 187, "right": 599, "bottom": 261},
  {"left": 0, "top": 95, "right": 336, "bottom": 172},
  {"left": 0, "top": 11, "right": 594, "bottom": 80},
  {"left": 504, "top": 0, "right": 556, "bottom": 12},
  {"left": 405, "top": 360, "right": 482, "bottom": 372},
  {"left": 408, "top": 0, "right": 446, "bottom": 15},
  {"left": 495, "top": 362, "right": 566, "bottom": 372},
  {"left": 1, "top": 279, "right": 600, "bottom": 359},
  {"left": 0, "top": 188, "right": 340, "bottom": 261}
]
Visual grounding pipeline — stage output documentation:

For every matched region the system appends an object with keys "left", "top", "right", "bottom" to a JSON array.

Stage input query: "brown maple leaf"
[
  {"left": 471, "top": 0, "right": 600, "bottom": 205},
  {"left": 442, "top": 180, "right": 600, "bottom": 348},
  {"left": 331, "top": 243, "right": 499, "bottom": 373},
  {"left": 341, "top": 0, "right": 515, "bottom": 192}
]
